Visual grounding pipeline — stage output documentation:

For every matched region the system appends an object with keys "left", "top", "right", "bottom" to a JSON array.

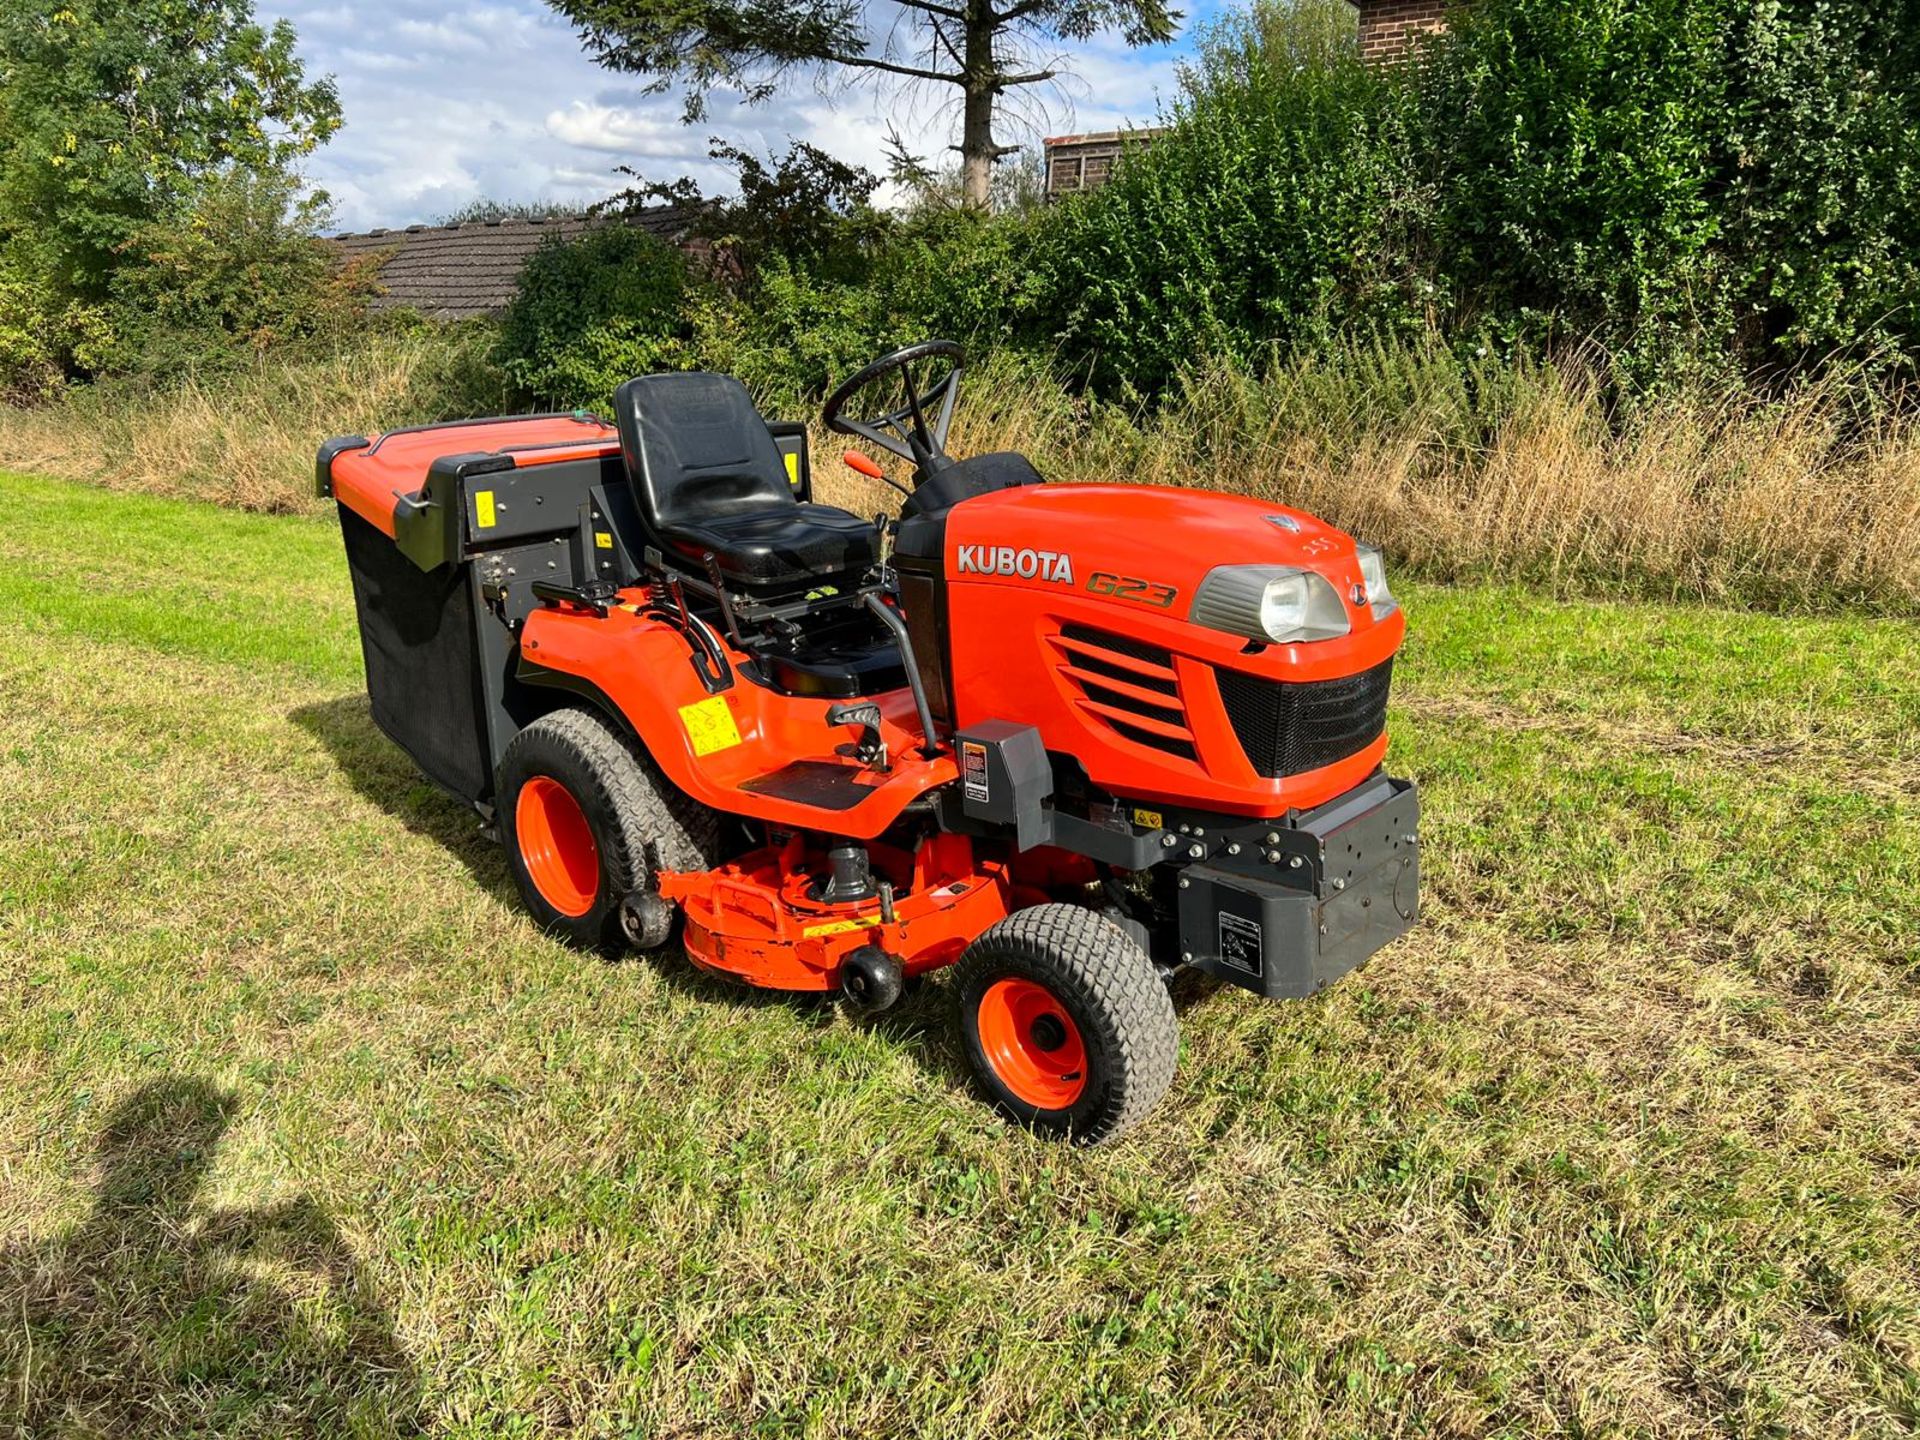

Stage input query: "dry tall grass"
[
  {"left": 0, "top": 327, "right": 510, "bottom": 515},
  {"left": 950, "top": 350, "right": 1920, "bottom": 612},
  {"left": 4, "top": 332, "right": 1917, "bottom": 611}
]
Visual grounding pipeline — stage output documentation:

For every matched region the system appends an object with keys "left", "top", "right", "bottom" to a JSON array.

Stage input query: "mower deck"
[{"left": 661, "top": 833, "right": 1009, "bottom": 990}]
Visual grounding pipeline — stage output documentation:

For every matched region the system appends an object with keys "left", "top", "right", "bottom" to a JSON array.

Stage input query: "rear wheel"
[
  {"left": 954, "top": 904, "right": 1177, "bottom": 1146},
  {"left": 498, "top": 707, "right": 719, "bottom": 951}
]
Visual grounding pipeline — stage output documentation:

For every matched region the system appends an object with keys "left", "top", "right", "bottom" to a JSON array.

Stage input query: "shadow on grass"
[
  {"left": 291, "top": 693, "right": 515, "bottom": 905},
  {"left": 0, "top": 1078, "right": 421, "bottom": 1437}
]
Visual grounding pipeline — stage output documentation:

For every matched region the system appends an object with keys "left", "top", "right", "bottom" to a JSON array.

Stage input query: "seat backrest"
[{"left": 613, "top": 372, "right": 796, "bottom": 536}]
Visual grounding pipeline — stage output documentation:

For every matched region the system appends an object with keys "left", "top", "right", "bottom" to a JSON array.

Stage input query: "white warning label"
[
  {"left": 1216, "top": 911, "right": 1264, "bottom": 977},
  {"left": 961, "top": 739, "right": 990, "bottom": 804}
]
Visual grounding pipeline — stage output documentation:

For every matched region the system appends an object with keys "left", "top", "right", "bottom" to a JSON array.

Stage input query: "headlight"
[
  {"left": 1191, "top": 565, "right": 1350, "bottom": 644},
  {"left": 1355, "top": 542, "right": 1397, "bottom": 619}
]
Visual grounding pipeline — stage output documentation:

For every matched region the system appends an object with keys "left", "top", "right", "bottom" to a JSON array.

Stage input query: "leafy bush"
[
  {"left": 686, "top": 264, "right": 885, "bottom": 413},
  {"left": 103, "top": 173, "right": 379, "bottom": 378},
  {"left": 0, "top": 0, "right": 338, "bottom": 308},
  {"left": 492, "top": 224, "right": 695, "bottom": 409},
  {"left": 1019, "top": 0, "right": 1429, "bottom": 398},
  {"left": 1421, "top": 0, "right": 1920, "bottom": 385},
  {"left": 868, "top": 209, "right": 1047, "bottom": 354},
  {"left": 0, "top": 0, "right": 343, "bottom": 394},
  {"left": 0, "top": 255, "right": 106, "bottom": 403},
  {"left": 685, "top": 212, "right": 1048, "bottom": 411},
  {"left": 997, "top": 0, "right": 1920, "bottom": 398},
  {"left": 436, "top": 198, "right": 581, "bottom": 225}
]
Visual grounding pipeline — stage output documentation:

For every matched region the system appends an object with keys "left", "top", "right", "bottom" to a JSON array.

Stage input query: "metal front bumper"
[{"left": 1174, "top": 775, "right": 1420, "bottom": 999}]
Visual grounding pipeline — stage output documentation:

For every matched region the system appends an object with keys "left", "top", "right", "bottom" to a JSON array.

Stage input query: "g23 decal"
[{"left": 1085, "top": 571, "right": 1178, "bottom": 608}]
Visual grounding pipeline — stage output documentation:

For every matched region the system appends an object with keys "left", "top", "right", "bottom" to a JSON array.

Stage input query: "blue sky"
[{"left": 259, "top": 0, "right": 1208, "bottom": 232}]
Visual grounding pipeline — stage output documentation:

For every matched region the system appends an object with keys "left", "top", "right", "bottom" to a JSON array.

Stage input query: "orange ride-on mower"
[{"left": 320, "top": 341, "right": 1420, "bottom": 1145}]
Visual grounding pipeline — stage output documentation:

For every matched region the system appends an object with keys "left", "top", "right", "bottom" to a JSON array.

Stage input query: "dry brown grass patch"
[{"left": 5, "top": 335, "right": 1920, "bottom": 612}]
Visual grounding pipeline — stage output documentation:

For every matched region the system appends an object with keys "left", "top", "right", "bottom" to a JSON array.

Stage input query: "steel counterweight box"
[{"left": 1175, "top": 777, "right": 1419, "bottom": 998}]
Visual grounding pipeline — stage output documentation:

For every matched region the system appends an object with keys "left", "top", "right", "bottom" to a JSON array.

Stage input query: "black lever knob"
[{"left": 826, "top": 702, "right": 887, "bottom": 769}]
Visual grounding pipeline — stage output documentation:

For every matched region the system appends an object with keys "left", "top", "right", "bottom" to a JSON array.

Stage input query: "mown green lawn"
[{"left": 2, "top": 469, "right": 1916, "bottom": 1438}]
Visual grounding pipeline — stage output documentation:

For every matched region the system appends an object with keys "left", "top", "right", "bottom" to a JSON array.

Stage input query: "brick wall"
[
  {"left": 1357, "top": 0, "right": 1451, "bottom": 61},
  {"left": 1043, "top": 129, "right": 1169, "bottom": 201}
]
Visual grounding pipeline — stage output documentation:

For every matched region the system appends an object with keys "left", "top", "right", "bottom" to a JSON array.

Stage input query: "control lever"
[
  {"left": 700, "top": 549, "right": 746, "bottom": 647},
  {"left": 658, "top": 572, "right": 733, "bottom": 694},
  {"left": 531, "top": 577, "right": 619, "bottom": 616},
  {"left": 844, "top": 449, "right": 911, "bottom": 497},
  {"left": 827, "top": 701, "right": 888, "bottom": 772}
]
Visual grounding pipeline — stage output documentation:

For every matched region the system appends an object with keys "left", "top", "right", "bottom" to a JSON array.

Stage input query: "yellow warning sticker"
[
  {"left": 784, "top": 450, "right": 800, "bottom": 489},
  {"left": 802, "top": 915, "right": 882, "bottom": 938},
  {"left": 1132, "top": 807, "right": 1165, "bottom": 831},
  {"left": 594, "top": 530, "right": 613, "bottom": 549},
  {"left": 679, "top": 694, "right": 742, "bottom": 756},
  {"left": 473, "top": 490, "right": 497, "bottom": 528}
]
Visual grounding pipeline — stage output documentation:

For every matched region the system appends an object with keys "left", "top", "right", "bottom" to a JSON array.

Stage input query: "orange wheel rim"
[
  {"left": 976, "top": 978, "right": 1087, "bottom": 1109},
  {"left": 515, "top": 775, "right": 600, "bottom": 917}
]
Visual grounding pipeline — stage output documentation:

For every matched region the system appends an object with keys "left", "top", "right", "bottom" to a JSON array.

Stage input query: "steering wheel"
[{"left": 822, "top": 339, "right": 965, "bottom": 473}]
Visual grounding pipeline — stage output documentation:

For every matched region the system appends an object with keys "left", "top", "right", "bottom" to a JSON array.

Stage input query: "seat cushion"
[
  {"left": 660, "top": 503, "right": 878, "bottom": 589},
  {"left": 615, "top": 372, "right": 878, "bottom": 592}
]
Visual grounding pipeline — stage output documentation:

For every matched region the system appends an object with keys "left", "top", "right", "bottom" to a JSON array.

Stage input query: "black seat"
[{"left": 613, "top": 372, "right": 878, "bottom": 592}]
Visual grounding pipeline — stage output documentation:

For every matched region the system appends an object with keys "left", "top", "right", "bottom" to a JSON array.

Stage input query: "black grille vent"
[
  {"left": 1075, "top": 678, "right": 1184, "bottom": 727},
  {"left": 1055, "top": 623, "right": 1194, "bottom": 761},
  {"left": 1063, "top": 645, "right": 1179, "bottom": 697},
  {"left": 1060, "top": 622, "right": 1174, "bottom": 672},
  {"left": 1105, "top": 718, "right": 1197, "bottom": 762},
  {"left": 1216, "top": 658, "right": 1394, "bottom": 778}
]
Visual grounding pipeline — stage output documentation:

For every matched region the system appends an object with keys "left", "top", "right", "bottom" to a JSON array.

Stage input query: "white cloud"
[
  {"left": 335, "top": 46, "right": 426, "bottom": 72},
  {"left": 261, "top": 0, "right": 1192, "bottom": 232},
  {"left": 544, "top": 101, "right": 704, "bottom": 156}
]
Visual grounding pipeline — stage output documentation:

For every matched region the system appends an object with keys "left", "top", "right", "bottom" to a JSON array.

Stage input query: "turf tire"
[
  {"left": 498, "top": 706, "right": 719, "bottom": 952},
  {"left": 954, "top": 903, "right": 1178, "bottom": 1146}
]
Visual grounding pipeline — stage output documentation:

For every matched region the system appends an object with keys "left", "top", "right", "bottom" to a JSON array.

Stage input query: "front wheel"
[{"left": 954, "top": 904, "right": 1178, "bottom": 1146}]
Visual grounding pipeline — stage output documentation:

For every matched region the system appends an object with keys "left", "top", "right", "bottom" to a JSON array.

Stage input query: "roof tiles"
[{"left": 325, "top": 209, "right": 696, "bottom": 319}]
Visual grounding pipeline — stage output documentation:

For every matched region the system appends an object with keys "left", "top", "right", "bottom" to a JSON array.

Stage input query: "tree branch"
[
  {"left": 893, "top": 0, "right": 967, "bottom": 20},
  {"left": 995, "top": 0, "right": 1054, "bottom": 23},
  {"left": 926, "top": 16, "right": 966, "bottom": 70},
  {"left": 831, "top": 52, "right": 964, "bottom": 84},
  {"left": 994, "top": 68, "right": 1057, "bottom": 87}
]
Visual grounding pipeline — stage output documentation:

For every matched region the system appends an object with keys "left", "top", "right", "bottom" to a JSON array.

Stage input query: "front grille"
[
  {"left": 1216, "top": 658, "right": 1394, "bottom": 778},
  {"left": 1054, "top": 623, "right": 1196, "bottom": 762}
]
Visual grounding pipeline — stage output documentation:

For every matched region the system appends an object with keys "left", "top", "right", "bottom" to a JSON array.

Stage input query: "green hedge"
[
  {"left": 492, "top": 224, "right": 694, "bottom": 409},
  {"left": 486, "top": 0, "right": 1920, "bottom": 413},
  {"left": 1421, "top": 0, "right": 1920, "bottom": 386},
  {"left": 1031, "top": 0, "right": 1920, "bottom": 396}
]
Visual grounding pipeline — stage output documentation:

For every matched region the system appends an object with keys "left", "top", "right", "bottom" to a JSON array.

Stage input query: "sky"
[{"left": 258, "top": 0, "right": 1206, "bottom": 233}]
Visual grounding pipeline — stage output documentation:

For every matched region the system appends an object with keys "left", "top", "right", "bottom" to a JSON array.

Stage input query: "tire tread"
[
  {"left": 955, "top": 903, "right": 1177, "bottom": 1145},
  {"left": 500, "top": 706, "right": 720, "bottom": 948}
]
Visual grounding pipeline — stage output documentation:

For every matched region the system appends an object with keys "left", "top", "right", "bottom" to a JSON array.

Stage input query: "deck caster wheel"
[
  {"left": 839, "top": 945, "right": 905, "bottom": 1013},
  {"left": 954, "top": 904, "right": 1178, "bottom": 1146},
  {"left": 618, "top": 889, "right": 676, "bottom": 950}
]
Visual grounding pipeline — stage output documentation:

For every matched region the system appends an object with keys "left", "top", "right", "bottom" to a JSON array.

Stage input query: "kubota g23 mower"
[{"left": 320, "top": 341, "right": 1419, "bottom": 1145}]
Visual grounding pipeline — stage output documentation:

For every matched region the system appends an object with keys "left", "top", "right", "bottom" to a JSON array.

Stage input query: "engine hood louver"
[{"left": 1053, "top": 622, "right": 1196, "bottom": 762}]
